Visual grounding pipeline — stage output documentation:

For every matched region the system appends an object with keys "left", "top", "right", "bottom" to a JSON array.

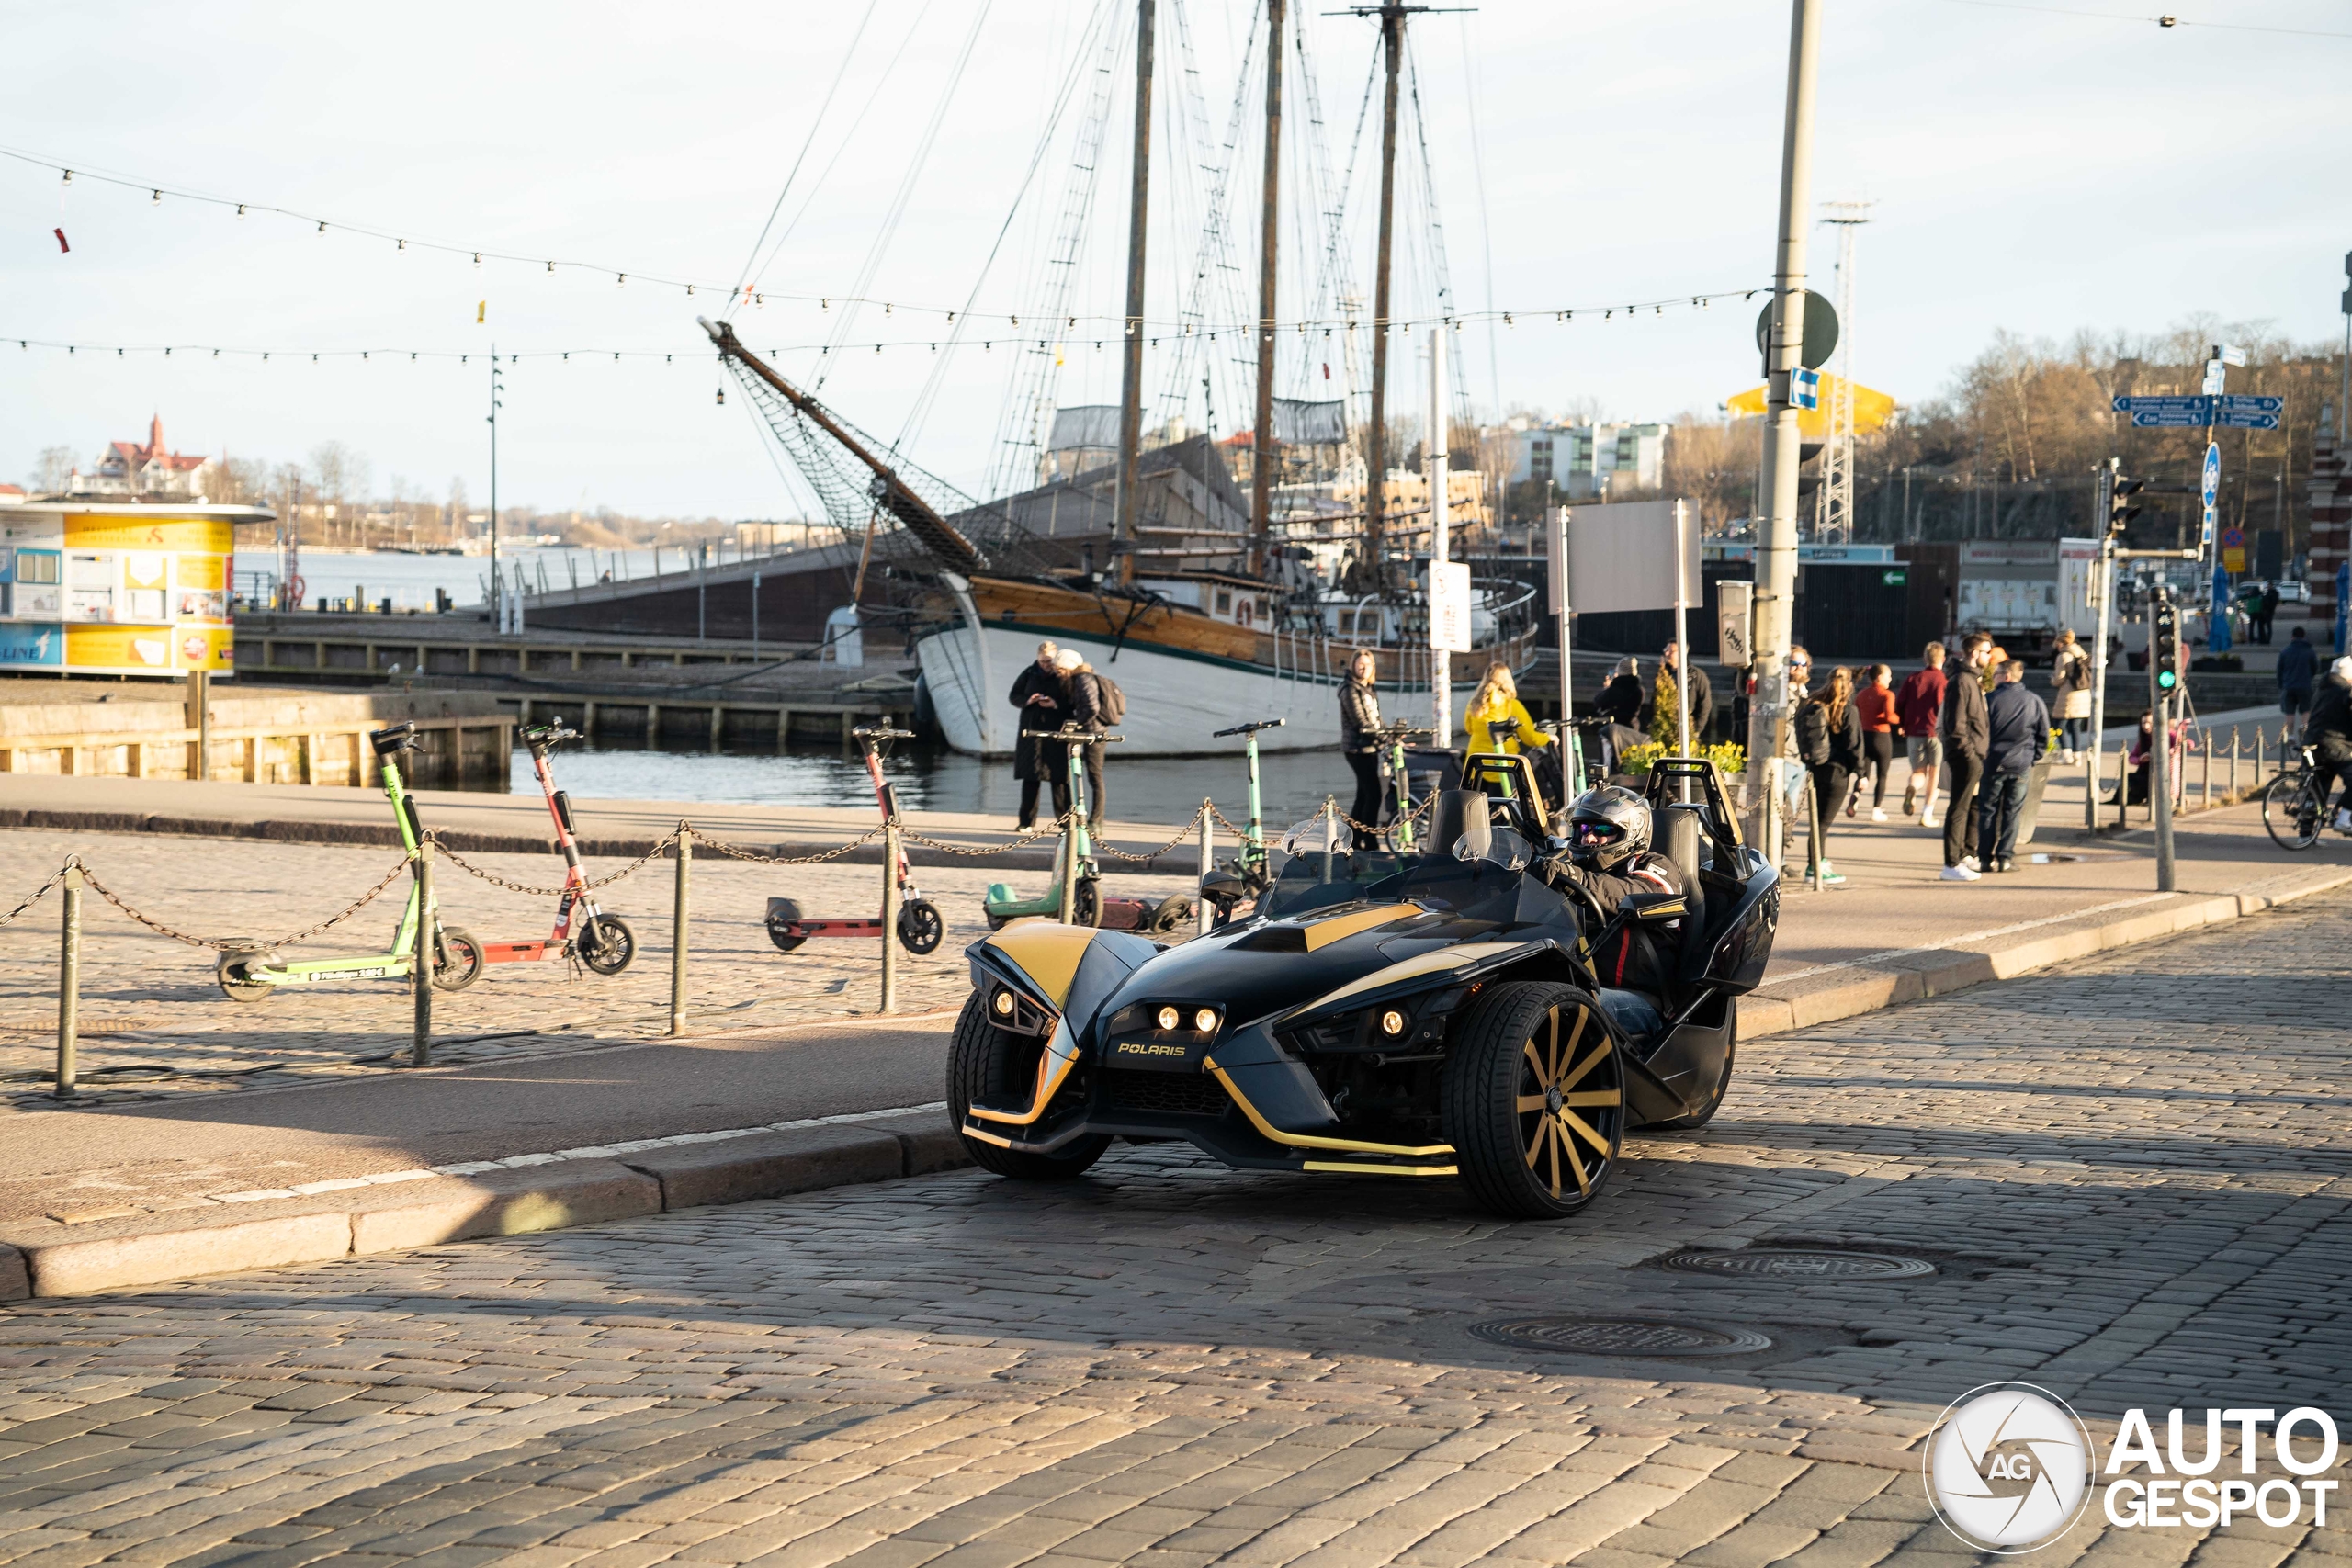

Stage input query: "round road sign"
[{"left": 1754, "top": 291, "right": 1840, "bottom": 370}]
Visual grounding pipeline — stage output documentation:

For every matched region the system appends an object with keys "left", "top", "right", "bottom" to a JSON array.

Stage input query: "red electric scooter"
[
  {"left": 766, "top": 726, "right": 947, "bottom": 956},
  {"left": 479, "top": 723, "right": 637, "bottom": 974}
]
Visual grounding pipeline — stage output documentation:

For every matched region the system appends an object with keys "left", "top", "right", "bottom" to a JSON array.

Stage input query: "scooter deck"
[
  {"left": 771, "top": 918, "right": 889, "bottom": 940},
  {"left": 481, "top": 940, "right": 555, "bottom": 964}
]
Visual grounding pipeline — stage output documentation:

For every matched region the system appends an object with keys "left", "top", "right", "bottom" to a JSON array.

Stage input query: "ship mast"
[
  {"left": 1112, "top": 0, "right": 1156, "bottom": 587},
  {"left": 1363, "top": 5, "right": 1405, "bottom": 594},
  {"left": 1249, "top": 0, "right": 1286, "bottom": 579}
]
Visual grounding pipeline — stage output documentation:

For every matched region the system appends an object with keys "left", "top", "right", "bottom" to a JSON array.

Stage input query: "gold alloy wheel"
[{"left": 1515, "top": 1002, "right": 1622, "bottom": 1201}]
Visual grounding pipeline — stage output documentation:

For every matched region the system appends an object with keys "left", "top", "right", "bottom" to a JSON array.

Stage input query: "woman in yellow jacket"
[{"left": 1464, "top": 664, "right": 1553, "bottom": 756}]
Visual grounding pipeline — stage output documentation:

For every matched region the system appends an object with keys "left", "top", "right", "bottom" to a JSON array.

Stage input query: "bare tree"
[
  {"left": 210, "top": 456, "right": 270, "bottom": 506},
  {"left": 30, "top": 446, "right": 74, "bottom": 495},
  {"left": 307, "top": 442, "right": 373, "bottom": 508}
]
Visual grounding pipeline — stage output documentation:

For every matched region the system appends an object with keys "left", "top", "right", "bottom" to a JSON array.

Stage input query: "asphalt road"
[{"left": 5, "top": 1011, "right": 959, "bottom": 1224}]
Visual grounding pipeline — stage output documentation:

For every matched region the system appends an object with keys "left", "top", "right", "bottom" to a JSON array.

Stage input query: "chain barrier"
[
  {"left": 899, "top": 818, "right": 1068, "bottom": 858},
  {"left": 77, "top": 853, "right": 413, "bottom": 952},
  {"left": 689, "top": 822, "right": 890, "bottom": 866},
  {"left": 427, "top": 830, "right": 683, "bottom": 897},
  {"left": 1092, "top": 808, "right": 1209, "bottom": 863},
  {"left": 0, "top": 863, "right": 72, "bottom": 929},
  {"left": 1210, "top": 792, "right": 1432, "bottom": 843}
]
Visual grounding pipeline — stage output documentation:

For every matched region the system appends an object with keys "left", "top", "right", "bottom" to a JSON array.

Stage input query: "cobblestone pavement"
[
  {"left": 0, "top": 828, "right": 1197, "bottom": 1111},
  {"left": 0, "top": 894, "right": 2346, "bottom": 1566}
]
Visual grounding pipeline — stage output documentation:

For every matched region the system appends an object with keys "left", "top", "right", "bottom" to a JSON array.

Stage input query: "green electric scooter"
[
  {"left": 1198, "top": 717, "right": 1283, "bottom": 928},
  {"left": 1374, "top": 722, "right": 1434, "bottom": 852},
  {"left": 215, "top": 722, "right": 485, "bottom": 1000},
  {"left": 981, "top": 724, "right": 1190, "bottom": 932}
]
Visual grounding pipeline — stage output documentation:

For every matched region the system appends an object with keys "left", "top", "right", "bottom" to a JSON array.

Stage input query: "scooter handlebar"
[
  {"left": 1023, "top": 727, "right": 1124, "bottom": 744},
  {"left": 1211, "top": 718, "right": 1287, "bottom": 738},
  {"left": 852, "top": 726, "right": 916, "bottom": 741},
  {"left": 521, "top": 723, "right": 581, "bottom": 747},
  {"left": 368, "top": 721, "right": 422, "bottom": 757}
]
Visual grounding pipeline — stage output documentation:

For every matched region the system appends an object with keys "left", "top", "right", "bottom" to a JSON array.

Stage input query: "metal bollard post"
[
  {"left": 2200, "top": 728, "right": 2211, "bottom": 809},
  {"left": 669, "top": 828, "right": 692, "bottom": 1036},
  {"left": 2256, "top": 727, "right": 2266, "bottom": 787},
  {"left": 1806, "top": 774, "right": 1824, "bottom": 892},
  {"left": 1321, "top": 796, "right": 1337, "bottom": 883},
  {"left": 55, "top": 865, "right": 81, "bottom": 1099},
  {"left": 413, "top": 841, "right": 433, "bottom": 1066},
  {"left": 1196, "top": 801, "right": 1214, "bottom": 939},
  {"left": 878, "top": 817, "right": 900, "bottom": 1015},
  {"left": 2230, "top": 727, "right": 2240, "bottom": 798},
  {"left": 1057, "top": 815, "right": 1078, "bottom": 926}
]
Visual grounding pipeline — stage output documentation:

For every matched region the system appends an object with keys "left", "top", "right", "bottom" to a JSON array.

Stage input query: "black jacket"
[
  {"left": 2309, "top": 673, "right": 2352, "bottom": 754},
  {"left": 1340, "top": 678, "right": 1382, "bottom": 752},
  {"left": 1594, "top": 674, "right": 1644, "bottom": 728},
  {"left": 2278, "top": 638, "right": 2318, "bottom": 694},
  {"left": 1008, "top": 663, "right": 1066, "bottom": 781},
  {"left": 1984, "top": 681, "right": 2051, "bottom": 775},
  {"left": 1941, "top": 664, "right": 1990, "bottom": 761},
  {"left": 1544, "top": 851, "right": 1686, "bottom": 995},
  {"left": 1792, "top": 699, "right": 1860, "bottom": 771},
  {"left": 1663, "top": 662, "right": 1714, "bottom": 739}
]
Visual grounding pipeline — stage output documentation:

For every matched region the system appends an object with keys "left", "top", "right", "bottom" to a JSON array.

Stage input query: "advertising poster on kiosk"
[{"left": 0, "top": 505, "right": 266, "bottom": 678}]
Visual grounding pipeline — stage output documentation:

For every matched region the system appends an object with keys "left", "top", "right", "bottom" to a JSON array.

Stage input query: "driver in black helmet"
[{"left": 1538, "top": 786, "right": 1685, "bottom": 993}]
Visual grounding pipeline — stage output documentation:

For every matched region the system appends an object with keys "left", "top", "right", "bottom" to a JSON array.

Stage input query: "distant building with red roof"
[{"left": 73, "top": 415, "right": 217, "bottom": 500}]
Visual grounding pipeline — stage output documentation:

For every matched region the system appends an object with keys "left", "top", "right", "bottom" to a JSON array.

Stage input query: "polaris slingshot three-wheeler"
[{"left": 947, "top": 756, "right": 1779, "bottom": 1219}]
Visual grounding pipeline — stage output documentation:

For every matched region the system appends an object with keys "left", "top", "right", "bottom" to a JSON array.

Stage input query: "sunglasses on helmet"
[{"left": 1570, "top": 820, "right": 1625, "bottom": 848}]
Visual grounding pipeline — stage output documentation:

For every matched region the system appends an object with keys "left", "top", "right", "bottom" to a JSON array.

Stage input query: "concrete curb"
[
  {"left": 0, "top": 1112, "right": 971, "bottom": 1302},
  {"left": 1736, "top": 864, "right": 2352, "bottom": 1040},
  {"left": 0, "top": 807, "right": 1170, "bottom": 872}
]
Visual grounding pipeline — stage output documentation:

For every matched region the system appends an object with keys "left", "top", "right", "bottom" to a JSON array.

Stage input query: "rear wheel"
[
  {"left": 2263, "top": 774, "right": 2324, "bottom": 851},
  {"left": 216, "top": 950, "right": 274, "bottom": 1003},
  {"left": 1070, "top": 878, "right": 1101, "bottom": 928},
  {"left": 1442, "top": 981, "right": 1623, "bottom": 1220},
  {"left": 580, "top": 914, "right": 636, "bottom": 975},
  {"left": 433, "top": 929, "right": 484, "bottom": 991},
  {"left": 896, "top": 898, "right": 945, "bottom": 955},
  {"left": 946, "top": 991, "right": 1109, "bottom": 1180},
  {"left": 766, "top": 897, "right": 810, "bottom": 953}
]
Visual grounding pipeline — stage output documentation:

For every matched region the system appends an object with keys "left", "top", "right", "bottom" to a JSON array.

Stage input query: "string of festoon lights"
[
  {"left": 9, "top": 144, "right": 1760, "bottom": 339},
  {"left": 4, "top": 285, "right": 1767, "bottom": 370}
]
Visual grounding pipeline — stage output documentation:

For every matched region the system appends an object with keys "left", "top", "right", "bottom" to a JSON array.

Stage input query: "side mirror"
[{"left": 1624, "top": 889, "right": 1686, "bottom": 922}]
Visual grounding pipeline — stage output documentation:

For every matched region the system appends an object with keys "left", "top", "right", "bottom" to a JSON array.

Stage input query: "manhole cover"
[
  {"left": 1661, "top": 1248, "right": 1936, "bottom": 1280},
  {"left": 1469, "top": 1316, "right": 1772, "bottom": 1357}
]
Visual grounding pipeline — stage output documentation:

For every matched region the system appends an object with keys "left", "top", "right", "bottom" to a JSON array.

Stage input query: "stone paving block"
[
  {"left": 347, "top": 1160, "right": 663, "bottom": 1254},
  {"left": 622, "top": 1128, "right": 906, "bottom": 1213},
  {"left": 17, "top": 1211, "right": 351, "bottom": 1297}
]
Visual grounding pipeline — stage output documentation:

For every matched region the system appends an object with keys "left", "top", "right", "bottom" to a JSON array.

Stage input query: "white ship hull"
[{"left": 918, "top": 624, "right": 1479, "bottom": 758}]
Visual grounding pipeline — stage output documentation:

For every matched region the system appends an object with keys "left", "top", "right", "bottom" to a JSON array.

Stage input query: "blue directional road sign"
[
  {"left": 2218, "top": 411, "right": 2281, "bottom": 430},
  {"left": 2112, "top": 394, "right": 2209, "bottom": 415},
  {"left": 2128, "top": 410, "right": 2210, "bottom": 428},
  {"left": 2200, "top": 443, "right": 2221, "bottom": 553},
  {"left": 2218, "top": 395, "right": 2284, "bottom": 413},
  {"left": 2111, "top": 392, "right": 2283, "bottom": 429}
]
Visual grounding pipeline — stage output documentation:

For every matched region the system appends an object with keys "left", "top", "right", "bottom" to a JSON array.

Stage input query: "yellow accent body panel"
[
  {"left": 1298, "top": 941, "right": 1522, "bottom": 1014},
  {"left": 962, "top": 1124, "right": 1015, "bottom": 1149},
  {"left": 1300, "top": 903, "right": 1419, "bottom": 952},
  {"left": 1302, "top": 1161, "right": 1459, "bottom": 1177},
  {"left": 984, "top": 923, "right": 1101, "bottom": 1007},
  {"left": 1204, "top": 1058, "right": 1453, "bottom": 1157}
]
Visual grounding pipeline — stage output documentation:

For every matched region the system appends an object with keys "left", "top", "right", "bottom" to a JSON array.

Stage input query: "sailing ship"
[{"left": 711, "top": 1, "right": 1535, "bottom": 757}]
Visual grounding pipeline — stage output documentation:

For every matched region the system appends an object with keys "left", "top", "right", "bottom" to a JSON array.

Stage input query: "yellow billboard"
[
  {"left": 1726, "top": 377, "right": 1897, "bottom": 439},
  {"left": 0, "top": 504, "right": 266, "bottom": 677}
]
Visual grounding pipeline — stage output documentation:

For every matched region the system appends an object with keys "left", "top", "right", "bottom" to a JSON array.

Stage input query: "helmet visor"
[{"left": 1570, "top": 819, "right": 1625, "bottom": 851}]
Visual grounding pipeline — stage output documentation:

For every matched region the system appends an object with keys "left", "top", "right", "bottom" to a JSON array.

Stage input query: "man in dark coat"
[
  {"left": 1659, "top": 641, "right": 1713, "bottom": 742},
  {"left": 1009, "top": 641, "right": 1069, "bottom": 829},
  {"left": 2278, "top": 625, "right": 2317, "bottom": 739},
  {"left": 1939, "top": 634, "right": 1992, "bottom": 879},
  {"left": 1974, "top": 660, "right": 2051, "bottom": 873},
  {"left": 2309, "top": 656, "right": 2352, "bottom": 832}
]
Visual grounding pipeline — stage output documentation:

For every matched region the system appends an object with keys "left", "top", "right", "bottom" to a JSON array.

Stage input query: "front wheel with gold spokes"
[{"left": 1442, "top": 981, "right": 1623, "bottom": 1219}]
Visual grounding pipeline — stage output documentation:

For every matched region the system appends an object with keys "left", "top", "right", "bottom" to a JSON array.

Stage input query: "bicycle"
[{"left": 2261, "top": 745, "right": 2349, "bottom": 852}]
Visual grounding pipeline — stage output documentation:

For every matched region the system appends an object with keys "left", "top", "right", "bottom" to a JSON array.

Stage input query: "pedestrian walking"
[
  {"left": 1010, "top": 641, "right": 1069, "bottom": 829},
  {"left": 1897, "top": 642, "right": 1947, "bottom": 825},
  {"left": 1851, "top": 663, "right": 1897, "bottom": 820},
  {"left": 2257, "top": 582, "right": 2279, "bottom": 645},
  {"left": 1793, "top": 666, "right": 1860, "bottom": 883},
  {"left": 1057, "top": 648, "right": 1119, "bottom": 831},
  {"left": 1659, "top": 641, "right": 1713, "bottom": 741},
  {"left": 2049, "top": 629, "right": 2094, "bottom": 761},
  {"left": 1776, "top": 645, "right": 1817, "bottom": 830},
  {"left": 1975, "top": 660, "right": 2051, "bottom": 874},
  {"left": 2279, "top": 625, "right": 2318, "bottom": 740},
  {"left": 1340, "top": 649, "right": 1385, "bottom": 832},
  {"left": 1939, "top": 634, "right": 1993, "bottom": 880}
]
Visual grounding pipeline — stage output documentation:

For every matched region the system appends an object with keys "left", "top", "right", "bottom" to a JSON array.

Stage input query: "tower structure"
[{"left": 1815, "top": 200, "right": 1871, "bottom": 543}]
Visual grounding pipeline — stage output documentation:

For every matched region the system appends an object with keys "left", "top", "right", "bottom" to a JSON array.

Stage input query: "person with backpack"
[
  {"left": 1056, "top": 647, "right": 1123, "bottom": 831},
  {"left": 1792, "top": 666, "right": 1861, "bottom": 882}
]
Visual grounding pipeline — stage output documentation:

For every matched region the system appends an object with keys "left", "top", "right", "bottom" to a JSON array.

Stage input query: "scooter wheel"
[
  {"left": 896, "top": 899, "right": 945, "bottom": 955},
  {"left": 1071, "top": 879, "right": 1101, "bottom": 929},
  {"left": 580, "top": 913, "right": 636, "bottom": 975},
  {"left": 216, "top": 950, "right": 274, "bottom": 1003},
  {"left": 1147, "top": 895, "right": 1194, "bottom": 935},
  {"left": 766, "top": 897, "right": 809, "bottom": 953},
  {"left": 433, "top": 929, "right": 485, "bottom": 991}
]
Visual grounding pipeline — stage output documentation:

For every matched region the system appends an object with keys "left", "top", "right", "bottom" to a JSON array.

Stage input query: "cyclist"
[{"left": 2308, "top": 655, "right": 2352, "bottom": 832}]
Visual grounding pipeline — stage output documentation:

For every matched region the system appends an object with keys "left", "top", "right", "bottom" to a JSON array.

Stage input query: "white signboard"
[
  {"left": 1561, "top": 499, "right": 1701, "bottom": 614},
  {"left": 1429, "top": 560, "right": 1473, "bottom": 653}
]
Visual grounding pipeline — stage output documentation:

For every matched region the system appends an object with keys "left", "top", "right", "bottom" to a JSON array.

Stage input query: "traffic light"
[
  {"left": 2149, "top": 587, "right": 2182, "bottom": 694},
  {"left": 1796, "top": 440, "right": 1825, "bottom": 502},
  {"left": 2108, "top": 473, "right": 2146, "bottom": 537}
]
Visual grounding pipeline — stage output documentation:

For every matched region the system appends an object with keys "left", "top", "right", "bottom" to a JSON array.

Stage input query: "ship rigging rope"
[{"left": 721, "top": 0, "right": 888, "bottom": 321}]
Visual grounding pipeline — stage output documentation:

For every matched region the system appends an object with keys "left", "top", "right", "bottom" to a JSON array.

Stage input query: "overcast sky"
[{"left": 0, "top": 1, "right": 2343, "bottom": 519}]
